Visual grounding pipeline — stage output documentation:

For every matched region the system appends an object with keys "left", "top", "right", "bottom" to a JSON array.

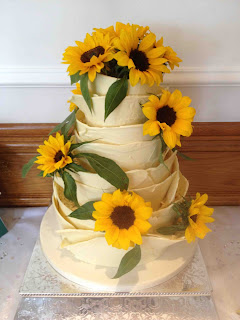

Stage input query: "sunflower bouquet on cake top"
[
  {"left": 63, "top": 22, "right": 181, "bottom": 85},
  {"left": 22, "top": 22, "right": 214, "bottom": 279},
  {"left": 62, "top": 22, "right": 182, "bottom": 116}
]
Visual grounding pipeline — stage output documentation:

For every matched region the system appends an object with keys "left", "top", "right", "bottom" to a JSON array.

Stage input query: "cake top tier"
[{"left": 63, "top": 22, "right": 182, "bottom": 127}]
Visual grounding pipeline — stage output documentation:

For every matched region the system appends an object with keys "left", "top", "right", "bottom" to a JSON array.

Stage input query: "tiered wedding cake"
[
  {"left": 23, "top": 22, "right": 214, "bottom": 289},
  {"left": 52, "top": 74, "right": 190, "bottom": 268}
]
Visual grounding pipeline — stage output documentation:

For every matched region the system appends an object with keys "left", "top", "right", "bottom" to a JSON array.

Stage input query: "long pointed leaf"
[
  {"left": 66, "top": 163, "right": 88, "bottom": 172},
  {"left": 112, "top": 245, "right": 141, "bottom": 279},
  {"left": 172, "top": 148, "right": 195, "bottom": 161},
  {"left": 157, "top": 224, "right": 186, "bottom": 235},
  {"left": 69, "top": 140, "right": 97, "bottom": 152},
  {"left": 62, "top": 171, "right": 79, "bottom": 207},
  {"left": 49, "top": 111, "right": 75, "bottom": 136},
  {"left": 22, "top": 156, "right": 38, "bottom": 178},
  {"left": 80, "top": 73, "right": 92, "bottom": 112},
  {"left": 69, "top": 201, "right": 95, "bottom": 220},
  {"left": 105, "top": 78, "right": 128, "bottom": 120},
  {"left": 74, "top": 153, "right": 129, "bottom": 191},
  {"left": 70, "top": 72, "right": 81, "bottom": 85},
  {"left": 159, "top": 134, "right": 169, "bottom": 171},
  {"left": 61, "top": 111, "right": 76, "bottom": 142}
]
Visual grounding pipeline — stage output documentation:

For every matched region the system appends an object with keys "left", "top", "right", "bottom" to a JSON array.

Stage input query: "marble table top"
[{"left": 0, "top": 206, "right": 239, "bottom": 320}]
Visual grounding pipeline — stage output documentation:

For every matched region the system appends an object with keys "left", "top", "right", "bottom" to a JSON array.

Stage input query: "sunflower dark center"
[
  {"left": 110, "top": 206, "right": 135, "bottom": 229},
  {"left": 191, "top": 214, "right": 198, "bottom": 223},
  {"left": 81, "top": 46, "right": 105, "bottom": 63},
  {"left": 54, "top": 150, "right": 64, "bottom": 163},
  {"left": 157, "top": 106, "right": 177, "bottom": 126},
  {"left": 129, "top": 49, "right": 149, "bottom": 71}
]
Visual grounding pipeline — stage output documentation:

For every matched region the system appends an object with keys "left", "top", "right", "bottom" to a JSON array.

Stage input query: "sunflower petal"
[
  {"left": 148, "top": 95, "right": 160, "bottom": 104},
  {"left": 93, "top": 201, "right": 113, "bottom": 217},
  {"left": 143, "top": 120, "right": 160, "bottom": 136},
  {"left": 94, "top": 218, "right": 112, "bottom": 231},
  {"left": 112, "top": 189, "right": 125, "bottom": 206},
  {"left": 142, "top": 106, "right": 157, "bottom": 120},
  {"left": 139, "top": 33, "right": 156, "bottom": 52},
  {"left": 105, "top": 225, "right": 119, "bottom": 245},
  {"left": 114, "top": 51, "right": 130, "bottom": 67},
  {"left": 146, "top": 47, "right": 166, "bottom": 59},
  {"left": 168, "top": 90, "right": 183, "bottom": 108},
  {"left": 174, "top": 96, "right": 192, "bottom": 111},
  {"left": 118, "top": 229, "right": 130, "bottom": 250},
  {"left": 134, "top": 219, "right": 151, "bottom": 234},
  {"left": 171, "top": 119, "right": 193, "bottom": 137},
  {"left": 102, "top": 193, "right": 114, "bottom": 206},
  {"left": 127, "top": 225, "right": 142, "bottom": 245},
  {"left": 185, "top": 225, "right": 196, "bottom": 243},
  {"left": 162, "top": 128, "right": 177, "bottom": 149},
  {"left": 135, "top": 206, "right": 153, "bottom": 220},
  {"left": 200, "top": 205, "right": 214, "bottom": 216},
  {"left": 129, "top": 68, "right": 140, "bottom": 86},
  {"left": 177, "top": 107, "right": 196, "bottom": 120},
  {"left": 88, "top": 68, "right": 97, "bottom": 82}
]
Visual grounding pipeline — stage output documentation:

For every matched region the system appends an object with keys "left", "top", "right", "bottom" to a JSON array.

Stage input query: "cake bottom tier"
[{"left": 40, "top": 205, "right": 197, "bottom": 292}]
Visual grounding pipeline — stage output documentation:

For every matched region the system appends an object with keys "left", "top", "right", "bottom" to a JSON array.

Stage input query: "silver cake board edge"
[{"left": 19, "top": 237, "right": 213, "bottom": 298}]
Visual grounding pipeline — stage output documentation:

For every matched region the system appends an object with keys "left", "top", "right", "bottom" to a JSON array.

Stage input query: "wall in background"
[{"left": 1, "top": 0, "right": 240, "bottom": 123}]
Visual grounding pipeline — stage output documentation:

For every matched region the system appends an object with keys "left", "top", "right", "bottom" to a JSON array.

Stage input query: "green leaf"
[
  {"left": 157, "top": 224, "right": 186, "bottom": 235},
  {"left": 69, "top": 140, "right": 97, "bottom": 152},
  {"left": 112, "top": 245, "right": 141, "bottom": 279},
  {"left": 62, "top": 171, "right": 79, "bottom": 207},
  {"left": 105, "top": 78, "right": 128, "bottom": 120},
  {"left": 66, "top": 163, "right": 88, "bottom": 172},
  {"left": 70, "top": 72, "right": 81, "bottom": 85},
  {"left": 49, "top": 110, "right": 76, "bottom": 136},
  {"left": 69, "top": 201, "right": 95, "bottom": 220},
  {"left": 173, "top": 148, "right": 195, "bottom": 161},
  {"left": 22, "top": 156, "right": 38, "bottom": 178},
  {"left": 75, "top": 153, "right": 129, "bottom": 191},
  {"left": 80, "top": 73, "right": 92, "bottom": 112},
  {"left": 159, "top": 134, "right": 169, "bottom": 172},
  {"left": 61, "top": 111, "right": 76, "bottom": 142}
]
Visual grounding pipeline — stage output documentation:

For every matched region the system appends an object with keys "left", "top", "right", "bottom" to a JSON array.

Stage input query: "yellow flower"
[
  {"left": 94, "top": 22, "right": 149, "bottom": 41},
  {"left": 71, "top": 82, "right": 81, "bottom": 95},
  {"left": 185, "top": 193, "right": 214, "bottom": 243},
  {"left": 35, "top": 133, "right": 72, "bottom": 177},
  {"left": 113, "top": 27, "right": 169, "bottom": 87},
  {"left": 93, "top": 25, "right": 116, "bottom": 41},
  {"left": 93, "top": 190, "right": 153, "bottom": 250},
  {"left": 156, "top": 38, "right": 182, "bottom": 70},
  {"left": 142, "top": 89, "right": 196, "bottom": 149},
  {"left": 62, "top": 31, "right": 113, "bottom": 82},
  {"left": 68, "top": 83, "right": 81, "bottom": 112}
]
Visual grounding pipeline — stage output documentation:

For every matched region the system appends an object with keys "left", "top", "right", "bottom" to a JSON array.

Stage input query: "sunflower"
[
  {"left": 93, "top": 189, "right": 153, "bottom": 250},
  {"left": 35, "top": 133, "right": 72, "bottom": 177},
  {"left": 68, "top": 83, "right": 81, "bottom": 112},
  {"left": 142, "top": 89, "right": 196, "bottom": 149},
  {"left": 116, "top": 22, "right": 149, "bottom": 40},
  {"left": 185, "top": 193, "right": 214, "bottom": 243},
  {"left": 93, "top": 25, "right": 116, "bottom": 41},
  {"left": 62, "top": 31, "right": 113, "bottom": 82},
  {"left": 156, "top": 38, "right": 182, "bottom": 70},
  {"left": 113, "top": 27, "right": 169, "bottom": 86},
  {"left": 94, "top": 22, "right": 149, "bottom": 41}
]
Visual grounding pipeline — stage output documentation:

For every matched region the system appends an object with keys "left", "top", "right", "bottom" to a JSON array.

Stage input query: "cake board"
[{"left": 14, "top": 296, "right": 219, "bottom": 320}]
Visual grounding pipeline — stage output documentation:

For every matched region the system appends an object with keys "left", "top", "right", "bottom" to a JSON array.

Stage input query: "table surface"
[{"left": 0, "top": 206, "right": 239, "bottom": 320}]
